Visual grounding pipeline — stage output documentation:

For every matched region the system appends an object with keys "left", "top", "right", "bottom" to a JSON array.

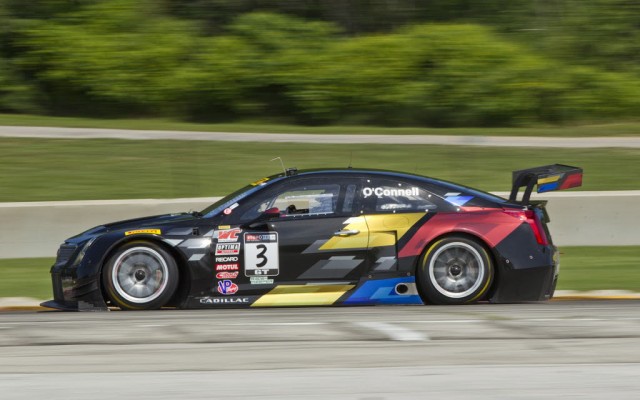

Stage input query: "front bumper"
[
  {"left": 41, "top": 241, "right": 109, "bottom": 311},
  {"left": 41, "top": 270, "right": 108, "bottom": 311}
]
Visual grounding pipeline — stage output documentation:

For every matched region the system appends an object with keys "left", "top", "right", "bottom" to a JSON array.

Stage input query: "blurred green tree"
[
  {"left": 18, "top": 0, "right": 200, "bottom": 116},
  {"left": 0, "top": 0, "right": 637, "bottom": 125}
]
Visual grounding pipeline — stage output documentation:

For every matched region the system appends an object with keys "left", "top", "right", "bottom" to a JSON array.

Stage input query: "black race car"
[{"left": 42, "top": 164, "right": 582, "bottom": 311}]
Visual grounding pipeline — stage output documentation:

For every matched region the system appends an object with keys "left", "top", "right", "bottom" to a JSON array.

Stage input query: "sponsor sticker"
[
  {"left": 215, "top": 228, "right": 242, "bottom": 242},
  {"left": 244, "top": 232, "right": 279, "bottom": 277},
  {"left": 223, "top": 202, "right": 240, "bottom": 215},
  {"left": 199, "top": 297, "right": 249, "bottom": 305},
  {"left": 218, "top": 225, "right": 231, "bottom": 230},
  {"left": 362, "top": 187, "right": 419, "bottom": 198},
  {"left": 245, "top": 233, "right": 277, "bottom": 242},
  {"left": 216, "top": 271, "right": 239, "bottom": 279},
  {"left": 216, "top": 263, "right": 239, "bottom": 271},
  {"left": 216, "top": 256, "right": 239, "bottom": 263},
  {"left": 250, "top": 177, "right": 270, "bottom": 186},
  {"left": 215, "top": 243, "right": 240, "bottom": 255},
  {"left": 217, "top": 280, "right": 239, "bottom": 295},
  {"left": 250, "top": 276, "right": 274, "bottom": 285},
  {"left": 124, "top": 229, "right": 161, "bottom": 236}
]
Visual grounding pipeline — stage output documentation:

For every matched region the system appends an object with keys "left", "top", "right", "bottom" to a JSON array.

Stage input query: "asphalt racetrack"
[{"left": 2, "top": 300, "right": 640, "bottom": 399}]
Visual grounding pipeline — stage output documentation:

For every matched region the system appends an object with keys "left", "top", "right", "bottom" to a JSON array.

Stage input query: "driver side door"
[{"left": 226, "top": 176, "right": 371, "bottom": 301}]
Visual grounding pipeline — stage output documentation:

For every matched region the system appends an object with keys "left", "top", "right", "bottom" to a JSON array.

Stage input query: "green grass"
[
  {"left": 0, "top": 113, "right": 639, "bottom": 137},
  {"left": 556, "top": 246, "right": 640, "bottom": 291},
  {"left": 0, "top": 258, "right": 54, "bottom": 299},
  {"left": 1, "top": 138, "right": 638, "bottom": 202},
  {"left": 0, "top": 247, "right": 637, "bottom": 299}
]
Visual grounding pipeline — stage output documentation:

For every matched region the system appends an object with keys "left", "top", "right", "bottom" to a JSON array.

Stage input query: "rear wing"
[{"left": 509, "top": 164, "right": 583, "bottom": 204}]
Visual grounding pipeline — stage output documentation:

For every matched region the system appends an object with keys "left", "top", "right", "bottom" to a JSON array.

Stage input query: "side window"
[
  {"left": 273, "top": 184, "right": 340, "bottom": 217},
  {"left": 362, "top": 178, "right": 438, "bottom": 213},
  {"left": 236, "top": 180, "right": 343, "bottom": 222}
]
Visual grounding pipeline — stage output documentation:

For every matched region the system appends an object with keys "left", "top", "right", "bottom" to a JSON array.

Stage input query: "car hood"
[{"left": 66, "top": 213, "right": 200, "bottom": 244}]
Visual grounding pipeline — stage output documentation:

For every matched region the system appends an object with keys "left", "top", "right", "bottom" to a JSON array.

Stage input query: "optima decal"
[
  {"left": 215, "top": 243, "right": 240, "bottom": 255},
  {"left": 362, "top": 187, "right": 419, "bottom": 198},
  {"left": 124, "top": 229, "right": 161, "bottom": 236}
]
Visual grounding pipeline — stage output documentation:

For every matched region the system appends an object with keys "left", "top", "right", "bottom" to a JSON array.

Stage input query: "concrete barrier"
[{"left": 1, "top": 191, "right": 638, "bottom": 259}]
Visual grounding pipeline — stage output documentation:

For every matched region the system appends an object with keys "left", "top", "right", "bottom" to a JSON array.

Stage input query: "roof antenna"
[
  {"left": 348, "top": 151, "right": 353, "bottom": 169},
  {"left": 271, "top": 157, "right": 286, "bottom": 175}
]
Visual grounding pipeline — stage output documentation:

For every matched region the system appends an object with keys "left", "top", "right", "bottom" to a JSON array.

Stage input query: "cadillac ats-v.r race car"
[{"left": 42, "top": 164, "right": 582, "bottom": 311}]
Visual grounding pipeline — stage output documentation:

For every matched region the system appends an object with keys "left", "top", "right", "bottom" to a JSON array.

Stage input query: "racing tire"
[
  {"left": 102, "top": 241, "right": 179, "bottom": 310},
  {"left": 416, "top": 236, "right": 493, "bottom": 305}
]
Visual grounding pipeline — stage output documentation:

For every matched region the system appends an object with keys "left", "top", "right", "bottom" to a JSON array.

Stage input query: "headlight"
[{"left": 72, "top": 236, "right": 97, "bottom": 266}]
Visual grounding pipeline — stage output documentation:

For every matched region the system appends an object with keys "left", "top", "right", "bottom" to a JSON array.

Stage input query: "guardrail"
[{"left": 1, "top": 191, "right": 638, "bottom": 259}]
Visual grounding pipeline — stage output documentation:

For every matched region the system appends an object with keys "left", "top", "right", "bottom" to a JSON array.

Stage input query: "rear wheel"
[
  {"left": 103, "top": 241, "right": 178, "bottom": 310},
  {"left": 417, "top": 236, "right": 493, "bottom": 305}
]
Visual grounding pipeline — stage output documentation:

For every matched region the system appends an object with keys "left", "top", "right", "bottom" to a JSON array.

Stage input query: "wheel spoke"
[
  {"left": 111, "top": 246, "right": 171, "bottom": 305},
  {"left": 428, "top": 241, "right": 487, "bottom": 300},
  {"left": 119, "top": 277, "right": 136, "bottom": 292}
]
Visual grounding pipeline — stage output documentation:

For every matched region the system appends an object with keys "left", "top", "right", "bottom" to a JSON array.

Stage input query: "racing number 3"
[
  {"left": 244, "top": 232, "right": 279, "bottom": 277},
  {"left": 255, "top": 244, "right": 268, "bottom": 268}
]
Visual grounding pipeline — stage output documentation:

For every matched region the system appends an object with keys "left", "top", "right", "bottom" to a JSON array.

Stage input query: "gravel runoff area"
[{"left": 1, "top": 125, "right": 639, "bottom": 148}]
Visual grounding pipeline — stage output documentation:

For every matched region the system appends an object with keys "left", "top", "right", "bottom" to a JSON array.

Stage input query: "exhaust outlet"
[{"left": 395, "top": 283, "right": 409, "bottom": 295}]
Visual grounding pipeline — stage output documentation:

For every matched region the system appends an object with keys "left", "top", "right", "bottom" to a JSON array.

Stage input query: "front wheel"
[
  {"left": 103, "top": 241, "right": 179, "bottom": 310},
  {"left": 416, "top": 237, "right": 493, "bottom": 305}
]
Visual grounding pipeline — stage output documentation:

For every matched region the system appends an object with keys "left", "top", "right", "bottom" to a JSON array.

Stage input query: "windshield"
[{"left": 200, "top": 177, "right": 283, "bottom": 218}]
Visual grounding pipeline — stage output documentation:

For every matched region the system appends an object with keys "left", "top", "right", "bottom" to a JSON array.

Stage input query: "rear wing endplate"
[{"left": 509, "top": 164, "right": 583, "bottom": 204}]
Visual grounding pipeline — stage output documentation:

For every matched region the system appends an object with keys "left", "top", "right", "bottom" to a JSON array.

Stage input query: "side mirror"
[
  {"left": 246, "top": 207, "right": 280, "bottom": 230},
  {"left": 259, "top": 207, "right": 280, "bottom": 221}
]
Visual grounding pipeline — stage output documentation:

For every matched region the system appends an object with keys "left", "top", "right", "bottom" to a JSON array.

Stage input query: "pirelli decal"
[{"left": 125, "top": 229, "right": 161, "bottom": 236}]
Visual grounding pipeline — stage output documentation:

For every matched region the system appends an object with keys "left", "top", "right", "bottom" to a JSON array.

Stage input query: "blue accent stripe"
[
  {"left": 538, "top": 182, "right": 560, "bottom": 193},
  {"left": 343, "top": 277, "right": 423, "bottom": 305},
  {"left": 445, "top": 195, "right": 473, "bottom": 206}
]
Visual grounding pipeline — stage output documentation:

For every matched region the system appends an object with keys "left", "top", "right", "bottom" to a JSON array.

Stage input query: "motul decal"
[{"left": 216, "top": 263, "right": 239, "bottom": 271}]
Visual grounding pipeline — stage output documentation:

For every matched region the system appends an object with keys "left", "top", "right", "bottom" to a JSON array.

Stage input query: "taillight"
[{"left": 503, "top": 208, "right": 549, "bottom": 245}]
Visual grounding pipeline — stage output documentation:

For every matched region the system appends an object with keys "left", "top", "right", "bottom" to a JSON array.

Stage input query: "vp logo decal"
[{"left": 217, "top": 280, "right": 239, "bottom": 295}]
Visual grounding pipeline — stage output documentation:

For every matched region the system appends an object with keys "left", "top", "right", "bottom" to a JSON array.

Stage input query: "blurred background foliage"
[{"left": 0, "top": 0, "right": 639, "bottom": 126}]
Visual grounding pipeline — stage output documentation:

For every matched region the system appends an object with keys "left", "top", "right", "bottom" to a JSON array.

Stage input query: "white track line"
[{"left": 354, "top": 321, "right": 428, "bottom": 341}]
